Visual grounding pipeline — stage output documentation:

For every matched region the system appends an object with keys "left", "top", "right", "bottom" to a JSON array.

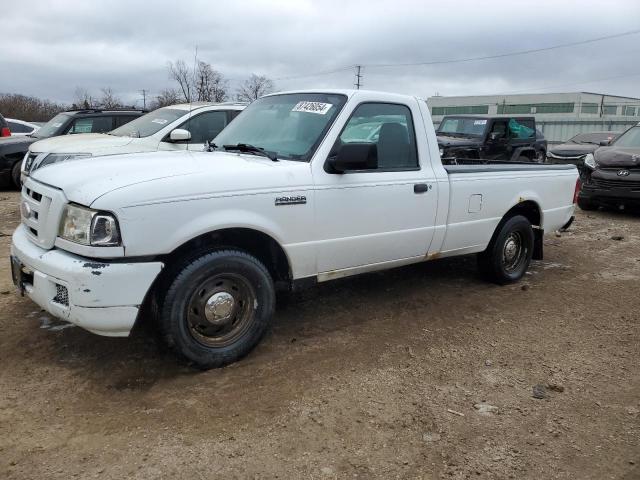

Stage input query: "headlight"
[
  {"left": 439, "top": 148, "right": 444, "bottom": 157},
  {"left": 59, "top": 204, "right": 121, "bottom": 246},
  {"left": 584, "top": 153, "right": 597, "bottom": 170},
  {"left": 39, "top": 153, "right": 91, "bottom": 169}
]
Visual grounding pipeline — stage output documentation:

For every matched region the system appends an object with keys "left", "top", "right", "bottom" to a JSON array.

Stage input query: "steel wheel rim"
[
  {"left": 502, "top": 231, "right": 526, "bottom": 273},
  {"left": 186, "top": 273, "right": 256, "bottom": 348}
]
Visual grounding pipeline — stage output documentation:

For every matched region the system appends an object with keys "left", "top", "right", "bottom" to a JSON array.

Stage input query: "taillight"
[
  {"left": 573, "top": 178, "right": 581, "bottom": 204},
  {"left": 0, "top": 127, "right": 10, "bottom": 137}
]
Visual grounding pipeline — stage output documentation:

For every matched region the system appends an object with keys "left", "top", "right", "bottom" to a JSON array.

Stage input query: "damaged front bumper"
[{"left": 10, "top": 224, "right": 163, "bottom": 337}]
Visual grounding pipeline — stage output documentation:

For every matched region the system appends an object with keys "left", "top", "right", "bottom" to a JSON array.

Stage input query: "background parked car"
[
  {"left": 23, "top": 102, "right": 246, "bottom": 178},
  {"left": 578, "top": 124, "right": 640, "bottom": 211},
  {"left": 0, "top": 107, "right": 145, "bottom": 189},
  {"left": 0, "top": 113, "right": 10, "bottom": 137},
  {"left": 5, "top": 119, "right": 40, "bottom": 137},
  {"left": 546, "top": 132, "right": 620, "bottom": 174}
]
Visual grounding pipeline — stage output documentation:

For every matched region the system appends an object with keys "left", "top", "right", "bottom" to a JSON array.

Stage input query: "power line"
[
  {"left": 365, "top": 29, "right": 640, "bottom": 68},
  {"left": 273, "top": 29, "right": 640, "bottom": 82},
  {"left": 495, "top": 72, "right": 640, "bottom": 95},
  {"left": 273, "top": 65, "right": 354, "bottom": 81}
]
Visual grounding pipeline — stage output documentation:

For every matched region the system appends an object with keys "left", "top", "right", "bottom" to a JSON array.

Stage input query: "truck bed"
[{"left": 442, "top": 158, "right": 576, "bottom": 174}]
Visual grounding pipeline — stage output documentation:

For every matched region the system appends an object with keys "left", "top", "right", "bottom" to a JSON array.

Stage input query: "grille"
[
  {"left": 590, "top": 178, "right": 640, "bottom": 190},
  {"left": 53, "top": 284, "right": 69, "bottom": 306},
  {"left": 547, "top": 152, "right": 585, "bottom": 161}
]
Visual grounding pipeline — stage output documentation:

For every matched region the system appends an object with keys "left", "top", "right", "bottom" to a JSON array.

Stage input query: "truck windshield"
[
  {"left": 110, "top": 108, "right": 185, "bottom": 138},
  {"left": 32, "top": 113, "right": 71, "bottom": 139},
  {"left": 213, "top": 93, "right": 347, "bottom": 161},
  {"left": 437, "top": 117, "right": 486, "bottom": 137},
  {"left": 613, "top": 126, "right": 640, "bottom": 148}
]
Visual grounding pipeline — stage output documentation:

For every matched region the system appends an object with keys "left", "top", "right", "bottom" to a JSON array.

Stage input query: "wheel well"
[
  {"left": 504, "top": 200, "right": 541, "bottom": 227},
  {"left": 162, "top": 228, "right": 291, "bottom": 284}
]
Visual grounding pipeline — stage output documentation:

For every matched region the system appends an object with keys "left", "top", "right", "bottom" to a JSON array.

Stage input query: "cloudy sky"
[{"left": 2, "top": 0, "right": 640, "bottom": 106}]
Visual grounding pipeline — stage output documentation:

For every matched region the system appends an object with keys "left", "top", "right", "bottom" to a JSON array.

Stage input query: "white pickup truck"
[{"left": 11, "top": 89, "right": 578, "bottom": 368}]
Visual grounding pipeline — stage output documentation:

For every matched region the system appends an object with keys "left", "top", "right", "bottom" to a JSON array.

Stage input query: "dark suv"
[
  {"left": 437, "top": 115, "right": 540, "bottom": 162},
  {"left": 578, "top": 123, "right": 640, "bottom": 210},
  {"left": 0, "top": 108, "right": 145, "bottom": 188}
]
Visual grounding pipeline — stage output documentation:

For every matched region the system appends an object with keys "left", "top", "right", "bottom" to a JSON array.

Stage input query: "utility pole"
[
  {"left": 354, "top": 65, "right": 363, "bottom": 90},
  {"left": 140, "top": 89, "right": 148, "bottom": 110}
]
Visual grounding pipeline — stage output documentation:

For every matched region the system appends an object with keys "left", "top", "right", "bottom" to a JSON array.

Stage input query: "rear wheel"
[
  {"left": 577, "top": 196, "right": 598, "bottom": 211},
  {"left": 478, "top": 215, "right": 534, "bottom": 284},
  {"left": 158, "top": 249, "right": 276, "bottom": 369},
  {"left": 535, "top": 150, "right": 546, "bottom": 163}
]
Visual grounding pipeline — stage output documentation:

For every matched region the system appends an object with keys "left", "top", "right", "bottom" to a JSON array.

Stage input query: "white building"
[{"left": 427, "top": 92, "right": 640, "bottom": 143}]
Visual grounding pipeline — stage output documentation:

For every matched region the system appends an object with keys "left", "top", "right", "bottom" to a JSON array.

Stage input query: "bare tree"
[
  {"left": 194, "top": 61, "right": 228, "bottom": 102},
  {"left": 169, "top": 60, "right": 193, "bottom": 103},
  {"left": 98, "top": 87, "right": 123, "bottom": 109},
  {"left": 236, "top": 74, "right": 275, "bottom": 102},
  {"left": 0, "top": 93, "right": 68, "bottom": 122},
  {"left": 150, "top": 88, "right": 181, "bottom": 109},
  {"left": 73, "top": 87, "right": 93, "bottom": 109}
]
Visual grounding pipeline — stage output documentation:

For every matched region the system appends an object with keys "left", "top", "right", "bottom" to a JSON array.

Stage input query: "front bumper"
[
  {"left": 11, "top": 224, "right": 163, "bottom": 336},
  {"left": 579, "top": 169, "right": 640, "bottom": 207}
]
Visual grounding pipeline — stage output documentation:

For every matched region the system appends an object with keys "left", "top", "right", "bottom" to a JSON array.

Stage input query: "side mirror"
[
  {"left": 599, "top": 140, "right": 610, "bottom": 146},
  {"left": 169, "top": 128, "right": 191, "bottom": 142},
  {"left": 326, "top": 143, "right": 378, "bottom": 173}
]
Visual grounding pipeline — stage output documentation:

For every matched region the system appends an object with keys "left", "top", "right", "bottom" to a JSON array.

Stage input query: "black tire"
[
  {"left": 535, "top": 150, "right": 546, "bottom": 163},
  {"left": 11, "top": 161, "right": 22, "bottom": 189},
  {"left": 477, "top": 215, "right": 534, "bottom": 285},
  {"left": 577, "top": 196, "right": 598, "bottom": 211},
  {"left": 158, "top": 249, "right": 275, "bottom": 369},
  {"left": 516, "top": 155, "right": 532, "bottom": 163}
]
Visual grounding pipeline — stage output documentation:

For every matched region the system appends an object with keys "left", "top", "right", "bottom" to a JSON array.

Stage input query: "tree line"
[{"left": 0, "top": 59, "right": 275, "bottom": 122}]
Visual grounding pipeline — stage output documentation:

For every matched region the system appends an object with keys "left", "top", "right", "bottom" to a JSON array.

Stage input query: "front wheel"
[
  {"left": 11, "top": 161, "right": 22, "bottom": 189},
  {"left": 478, "top": 215, "right": 534, "bottom": 284},
  {"left": 158, "top": 249, "right": 276, "bottom": 369}
]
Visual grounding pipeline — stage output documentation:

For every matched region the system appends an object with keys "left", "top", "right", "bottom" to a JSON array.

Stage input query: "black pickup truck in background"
[{"left": 437, "top": 115, "right": 543, "bottom": 162}]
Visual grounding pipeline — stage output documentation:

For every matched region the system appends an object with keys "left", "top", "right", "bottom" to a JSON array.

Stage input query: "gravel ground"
[{"left": 0, "top": 189, "right": 638, "bottom": 480}]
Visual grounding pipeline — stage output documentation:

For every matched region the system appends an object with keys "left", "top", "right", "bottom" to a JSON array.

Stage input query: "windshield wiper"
[{"left": 223, "top": 143, "right": 278, "bottom": 161}]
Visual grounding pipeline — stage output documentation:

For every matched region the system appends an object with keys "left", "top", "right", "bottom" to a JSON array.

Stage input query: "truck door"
[
  {"left": 484, "top": 119, "right": 510, "bottom": 160},
  {"left": 312, "top": 100, "right": 438, "bottom": 275}
]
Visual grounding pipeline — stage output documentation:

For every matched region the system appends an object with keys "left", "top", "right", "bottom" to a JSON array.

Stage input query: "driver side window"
[
  {"left": 337, "top": 103, "right": 418, "bottom": 170},
  {"left": 489, "top": 121, "right": 508, "bottom": 139}
]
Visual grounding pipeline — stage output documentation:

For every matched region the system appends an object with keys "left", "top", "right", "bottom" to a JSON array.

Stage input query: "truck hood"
[
  {"left": 30, "top": 133, "right": 134, "bottom": 154},
  {"left": 30, "top": 150, "right": 311, "bottom": 207},
  {"left": 436, "top": 135, "right": 480, "bottom": 147},
  {"left": 548, "top": 143, "right": 597, "bottom": 157},
  {"left": 594, "top": 147, "right": 640, "bottom": 168}
]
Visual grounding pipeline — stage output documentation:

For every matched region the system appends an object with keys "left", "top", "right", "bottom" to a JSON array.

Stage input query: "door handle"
[{"left": 414, "top": 183, "right": 430, "bottom": 193}]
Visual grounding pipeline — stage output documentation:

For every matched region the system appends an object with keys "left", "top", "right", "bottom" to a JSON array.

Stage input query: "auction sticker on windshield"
[
  {"left": 474, "top": 120, "right": 487, "bottom": 125},
  {"left": 151, "top": 118, "right": 169, "bottom": 125},
  {"left": 292, "top": 101, "right": 333, "bottom": 115}
]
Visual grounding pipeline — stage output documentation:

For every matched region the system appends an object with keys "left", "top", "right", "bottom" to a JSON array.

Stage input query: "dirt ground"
[{"left": 0, "top": 189, "right": 638, "bottom": 480}]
